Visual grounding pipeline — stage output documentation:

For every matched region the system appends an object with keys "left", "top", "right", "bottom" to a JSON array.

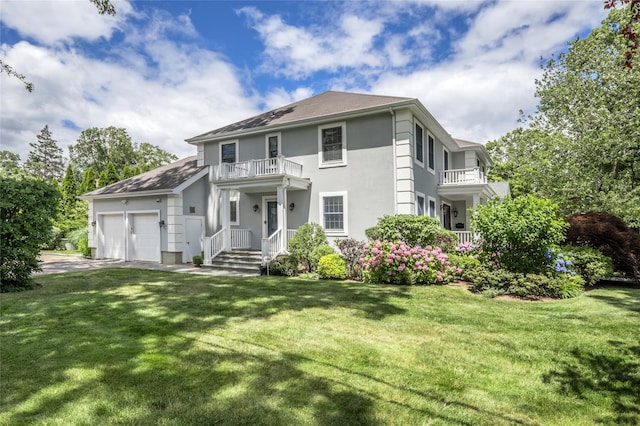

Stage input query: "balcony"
[
  {"left": 439, "top": 168, "right": 488, "bottom": 186},
  {"left": 214, "top": 156, "right": 304, "bottom": 181}
]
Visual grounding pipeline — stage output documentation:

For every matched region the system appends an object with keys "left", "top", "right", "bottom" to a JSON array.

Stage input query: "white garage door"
[
  {"left": 131, "top": 213, "right": 160, "bottom": 262},
  {"left": 101, "top": 214, "right": 125, "bottom": 259}
]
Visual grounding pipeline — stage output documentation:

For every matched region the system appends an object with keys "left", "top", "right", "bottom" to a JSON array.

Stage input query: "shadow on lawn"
[
  {"left": 2, "top": 269, "right": 414, "bottom": 424},
  {"left": 543, "top": 340, "right": 640, "bottom": 424},
  {"left": 587, "top": 287, "right": 640, "bottom": 314}
]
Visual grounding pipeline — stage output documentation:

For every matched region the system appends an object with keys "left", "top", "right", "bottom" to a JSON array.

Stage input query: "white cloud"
[{"left": 0, "top": 0, "right": 134, "bottom": 45}]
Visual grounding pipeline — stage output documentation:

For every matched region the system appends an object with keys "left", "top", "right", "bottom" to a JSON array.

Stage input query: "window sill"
[{"left": 319, "top": 162, "right": 347, "bottom": 169}]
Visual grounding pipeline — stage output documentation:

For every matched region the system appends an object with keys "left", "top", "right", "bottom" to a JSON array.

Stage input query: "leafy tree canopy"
[
  {"left": 488, "top": 5, "right": 640, "bottom": 228},
  {"left": 0, "top": 151, "right": 22, "bottom": 177}
]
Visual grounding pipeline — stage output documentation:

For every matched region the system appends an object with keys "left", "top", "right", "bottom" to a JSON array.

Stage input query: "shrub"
[
  {"left": 448, "top": 254, "right": 482, "bottom": 281},
  {"left": 268, "top": 255, "right": 298, "bottom": 277},
  {"left": 288, "top": 223, "right": 327, "bottom": 271},
  {"left": 471, "top": 195, "right": 568, "bottom": 273},
  {"left": 565, "top": 211, "right": 640, "bottom": 280},
  {"left": 67, "top": 227, "right": 90, "bottom": 256},
  {"left": 466, "top": 266, "right": 584, "bottom": 299},
  {"left": 41, "top": 226, "right": 64, "bottom": 250},
  {"left": 365, "top": 215, "right": 456, "bottom": 250},
  {"left": 310, "top": 245, "right": 335, "bottom": 271},
  {"left": 1, "top": 176, "right": 59, "bottom": 291},
  {"left": 360, "top": 240, "right": 461, "bottom": 285},
  {"left": 192, "top": 255, "right": 203, "bottom": 266},
  {"left": 318, "top": 254, "right": 348, "bottom": 280},
  {"left": 336, "top": 238, "right": 366, "bottom": 280},
  {"left": 559, "top": 245, "right": 614, "bottom": 286}
]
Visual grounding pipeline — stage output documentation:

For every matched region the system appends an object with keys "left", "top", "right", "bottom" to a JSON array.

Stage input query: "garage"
[
  {"left": 129, "top": 212, "right": 161, "bottom": 262},
  {"left": 99, "top": 214, "right": 125, "bottom": 259}
]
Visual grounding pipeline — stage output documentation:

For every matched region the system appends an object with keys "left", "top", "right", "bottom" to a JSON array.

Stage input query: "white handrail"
[
  {"left": 439, "top": 168, "right": 487, "bottom": 185},
  {"left": 214, "top": 156, "right": 304, "bottom": 180},
  {"left": 453, "top": 231, "right": 480, "bottom": 245},
  {"left": 203, "top": 228, "right": 225, "bottom": 265},
  {"left": 261, "top": 228, "right": 282, "bottom": 264},
  {"left": 231, "top": 228, "right": 252, "bottom": 249}
]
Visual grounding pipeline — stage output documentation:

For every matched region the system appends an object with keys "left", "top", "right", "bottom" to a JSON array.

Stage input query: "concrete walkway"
[{"left": 36, "top": 253, "right": 258, "bottom": 277}]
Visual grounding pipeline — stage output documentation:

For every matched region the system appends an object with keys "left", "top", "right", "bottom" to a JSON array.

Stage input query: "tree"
[
  {"left": 70, "top": 127, "right": 137, "bottom": 174},
  {"left": 59, "top": 165, "right": 78, "bottom": 217},
  {"left": 136, "top": 142, "right": 178, "bottom": 169},
  {"left": 24, "top": 125, "right": 66, "bottom": 183},
  {"left": 98, "top": 161, "right": 120, "bottom": 188},
  {"left": 69, "top": 127, "right": 176, "bottom": 175},
  {"left": 1, "top": 176, "right": 59, "bottom": 291},
  {"left": 79, "top": 167, "right": 97, "bottom": 194},
  {"left": 0, "top": 151, "right": 22, "bottom": 177},
  {"left": 490, "top": 6, "right": 640, "bottom": 228}
]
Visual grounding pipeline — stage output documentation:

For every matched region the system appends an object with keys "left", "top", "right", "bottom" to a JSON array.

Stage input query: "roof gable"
[
  {"left": 187, "top": 91, "right": 413, "bottom": 142},
  {"left": 80, "top": 156, "right": 207, "bottom": 199}
]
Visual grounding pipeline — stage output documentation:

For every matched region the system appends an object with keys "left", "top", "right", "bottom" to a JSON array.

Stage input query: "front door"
[
  {"left": 267, "top": 201, "right": 278, "bottom": 236},
  {"left": 442, "top": 203, "right": 452, "bottom": 230}
]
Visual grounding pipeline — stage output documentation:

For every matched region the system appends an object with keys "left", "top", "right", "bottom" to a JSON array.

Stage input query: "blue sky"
[{"left": 1, "top": 0, "right": 607, "bottom": 161}]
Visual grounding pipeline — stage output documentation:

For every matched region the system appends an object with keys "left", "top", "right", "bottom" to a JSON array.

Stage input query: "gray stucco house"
[{"left": 81, "top": 91, "right": 506, "bottom": 266}]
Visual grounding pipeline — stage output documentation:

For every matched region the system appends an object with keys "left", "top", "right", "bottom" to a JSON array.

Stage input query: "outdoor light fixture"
[
  {"left": 253, "top": 204, "right": 259, "bottom": 213},
  {"left": 289, "top": 202, "right": 295, "bottom": 211},
  {"left": 159, "top": 220, "right": 165, "bottom": 227},
  {"left": 453, "top": 208, "right": 458, "bottom": 218},
  {"left": 91, "top": 220, "right": 96, "bottom": 227}
]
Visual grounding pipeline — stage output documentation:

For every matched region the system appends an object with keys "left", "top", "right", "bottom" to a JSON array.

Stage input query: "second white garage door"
[{"left": 130, "top": 213, "right": 160, "bottom": 262}]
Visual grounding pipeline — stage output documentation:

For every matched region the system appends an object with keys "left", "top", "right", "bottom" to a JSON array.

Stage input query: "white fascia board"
[
  {"left": 79, "top": 189, "right": 172, "bottom": 200},
  {"left": 172, "top": 167, "right": 210, "bottom": 194}
]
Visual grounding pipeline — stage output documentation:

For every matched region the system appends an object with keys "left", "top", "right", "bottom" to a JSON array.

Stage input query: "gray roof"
[
  {"left": 187, "top": 91, "right": 413, "bottom": 141},
  {"left": 454, "top": 138, "right": 482, "bottom": 148},
  {"left": 81, "top": 156, "right": 206, "bottom": 198}
]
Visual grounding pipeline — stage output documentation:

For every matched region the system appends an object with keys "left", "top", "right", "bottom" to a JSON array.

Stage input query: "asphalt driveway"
[{"left": 36, "top": 253, "right": 255, "bottom": 277}]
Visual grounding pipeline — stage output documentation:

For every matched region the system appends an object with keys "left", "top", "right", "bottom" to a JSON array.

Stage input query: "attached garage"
[
  {"left": 98, "top": 213, "right": 125, "bottom": 259},
  {"left": 129, "top": 212, "right": 161, "bottom": 262}
]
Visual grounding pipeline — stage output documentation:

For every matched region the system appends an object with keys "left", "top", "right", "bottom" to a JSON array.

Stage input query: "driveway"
[{"left": 36, "top": 253, "right": 256, "bottom": 277}]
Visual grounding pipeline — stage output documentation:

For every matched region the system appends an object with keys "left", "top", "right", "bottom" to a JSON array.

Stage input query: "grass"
[{"left": 1, "top": 269, "right": 639, "bottom": 425}]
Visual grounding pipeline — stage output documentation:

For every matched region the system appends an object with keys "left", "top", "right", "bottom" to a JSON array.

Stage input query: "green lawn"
[{"left": 1, "top": 270, "right": 638, "bottom": 425}]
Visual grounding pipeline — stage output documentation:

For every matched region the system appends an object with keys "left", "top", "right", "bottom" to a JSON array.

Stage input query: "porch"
[
  {"left": 213, "top": 156, "right": 304, "bottom": 181},
  {"left": 203, "top": 228, "right": 297, "bottom": 266}
]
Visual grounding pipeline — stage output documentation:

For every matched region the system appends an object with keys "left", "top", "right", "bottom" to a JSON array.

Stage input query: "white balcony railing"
[
  {"left": 214, "top": 156, "right": 303, "bottom": 180},
  {"left": 439, "top": 168, "right": 487, "bottom": 185}
]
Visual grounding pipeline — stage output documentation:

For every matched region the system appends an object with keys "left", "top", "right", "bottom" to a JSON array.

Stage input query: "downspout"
[{"left": 389, "top": 108, "right": 397, "bottom": 214}]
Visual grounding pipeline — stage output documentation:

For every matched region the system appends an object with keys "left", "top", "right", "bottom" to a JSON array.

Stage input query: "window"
[
  {"left": 428, "top": 196, "right": 437, "bottom": 218},
  {"left": 443, "top": 147, "right": 450, "bottom": 171},
  {"left": 415, "top": 123, "right": 424, "bottom": 165},
  {"left": 416, "top": 192, "right": 425, "bottom": 216},
  {"left": 265, "top": 133, "right": 281, "bottom": 158},
  {"left": 220, "top": 141, "right": 237, "bottom": 164},
  {"left": 427, "top": 134, "right": 435, "bottom": 171},
  {"left": 319, "top": 191, "right": 348, "bottom": 235},
  {"left": 229, "top": 191, "right": 239, "bottom": 225},
  {"left": 318, "top": 122, "right": 347, "bottom": 167}
]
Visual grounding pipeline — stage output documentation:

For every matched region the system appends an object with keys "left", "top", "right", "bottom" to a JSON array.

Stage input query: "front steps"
[{"left": 206, "top": 250, "right": 262, "bottom": 275}]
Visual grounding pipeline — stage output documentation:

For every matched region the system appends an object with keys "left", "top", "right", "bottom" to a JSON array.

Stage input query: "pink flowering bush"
[{"left": 359, "top": 240, "right": 461, "bottom": 285}]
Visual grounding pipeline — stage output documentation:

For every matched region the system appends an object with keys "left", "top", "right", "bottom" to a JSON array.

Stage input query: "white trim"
[
  {"left": 416, "top": 191, "right": 426, "bottom": 216},
  {"left": 318, "top": 121, "right": 347, "bottom": 168},
  {"left": 229, "top": 190, "right": 240, "bottom": 226},
  {"left": 219, "top": 139, "right": 238, "bottom": 164},
  {"left": 443, "top": 146, "right": 450, "bottom": 171},
  {"left": 265, "top": 132, "right": 282, "bottom": 158},
  {"left": 262, "top": 195, "right": 277, "bottom": 238},
  {"left": 428, "top": 196, "right": 437, "bottom": 219},
  {"left": 172, "top": 168, "right": 209, "bottom": 194},
  {"left": 319, "top": 191, "right": 348, "bottom": 237},
  {"left": 414, "top": 119, "right": 425, "bottom": 168},
  {"left": 426, "top": 132, "right": 436, "bottom": 175}
]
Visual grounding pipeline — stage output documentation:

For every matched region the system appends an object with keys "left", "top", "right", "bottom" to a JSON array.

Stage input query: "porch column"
[
  {"left": 220, "top": 188, "right": 231, "bottom": 251},
  {"left": 277, "top": 184, "right": 288, "bottom": 253},
  {"left": 472, "top": 194, "right": 481, "bottom": 209}
]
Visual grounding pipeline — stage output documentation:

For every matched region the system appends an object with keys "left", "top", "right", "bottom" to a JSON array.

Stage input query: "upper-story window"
[
  {"left": 427, "top": 134, "right": 435, "bottom": 172},
  {"left": 415, "top": 122, "right": 424, "bottom": 166},
  {"left": 318, "top": 122, "right": 347, "bottom": 167},
  {"left": 443, "top": 147, "right": 450, "bottom": 171},
  {"left": 220, "top": 141, "right": 237, "bottom": 164},
  {"left": 266, "top": 133, "right": 281, "bottom": 158}
]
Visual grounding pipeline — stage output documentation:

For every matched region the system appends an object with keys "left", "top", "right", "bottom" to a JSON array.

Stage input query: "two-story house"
[{"left": 81, "top": 91, "right": 507, "bottom": 266}]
